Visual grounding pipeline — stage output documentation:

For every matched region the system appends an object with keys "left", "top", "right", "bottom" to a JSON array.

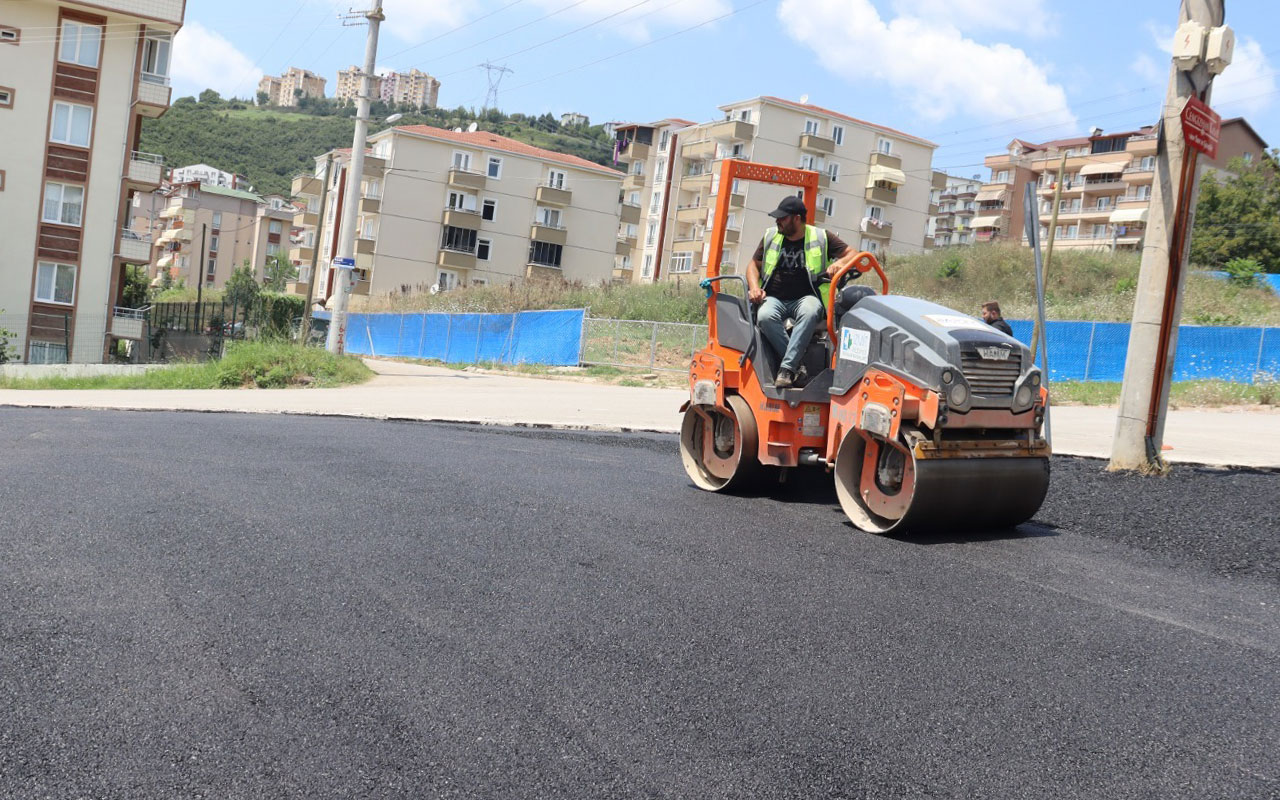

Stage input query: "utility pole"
[
  {"left": 1032, "top": 154, "right": 1066, "bottom": 363},
  {"left": 196, "top": 222, "right": 208, "bottom": 331},
  {"left": 327, "top": 0, "right": 385, "bottom": 354},
  {"left": 299, "top": 153, "right": 332, "bottom": 345},
  {"left": 1110, "top": 0, "right": 1229, "bottom": 471}
]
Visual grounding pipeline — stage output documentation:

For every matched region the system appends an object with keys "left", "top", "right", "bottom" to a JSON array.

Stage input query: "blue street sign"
[{"left": 333, "top": 256, "right": 355, "bottom": 268}]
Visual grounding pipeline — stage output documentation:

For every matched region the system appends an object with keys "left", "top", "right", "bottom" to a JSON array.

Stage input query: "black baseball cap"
[{"left": 768, "top": 195, "right": 807, "bottom": 219}]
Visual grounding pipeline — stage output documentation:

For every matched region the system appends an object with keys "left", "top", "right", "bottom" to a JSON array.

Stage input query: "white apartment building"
[
  {"left": 258, "top": 67, "right": 325, "bottom": 107},
  {"left": 289, "top": 125, "right": 623, "bottom": 304},
  {"left": 169, "top": 163, "right": 252, "bottom": 191},
  {"left": 379, "top": 69, "right": 439, "bottom": 109},
  {"left": 929, "top": 174, "right": 983, "bottom": 247},
  {"left": 609, "top": 118, "right": 695, "bottom": 282},
  {"left": 0, "top": 0, "right": 182, "bottom": 363},
  {"left": 616, "top": 97, "right": 938, "bottom": 283}
]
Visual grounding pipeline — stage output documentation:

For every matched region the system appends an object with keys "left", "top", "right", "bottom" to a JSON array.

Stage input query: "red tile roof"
[
  {"left": 392, "top": 125, "right": 622, "bottom": 176},
  {"left": 757, "top": 96, "right": 937, "bottom": 147}
]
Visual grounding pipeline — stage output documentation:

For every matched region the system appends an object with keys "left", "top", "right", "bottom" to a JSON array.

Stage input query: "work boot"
[
  {"left": 775, "top": 368, "right": 795, "bottom": 389},
  {"left": 794, "top": 364, "right": 809, "bottom": 387}
]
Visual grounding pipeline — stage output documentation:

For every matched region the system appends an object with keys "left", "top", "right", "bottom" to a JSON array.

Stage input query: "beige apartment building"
[
  {"left": 258, "top": 67, "right": 326, "bottom": 107},
  {"left": 929, "top": 174, "right": 983, "bottom": 247},
  {"left": 379, "top": 69, "right": 439, "bottom": 108},
  {"left": 614, "top": 96, "right": 938, "bottom": 284},
  {"left": 0, "top": 0, "right": 182, "bottom": 363},
  {"left": 288, "top": 125, "right": 623, "bottom": 304},
  {"left": 977, "top": 118, "right": 1267, "bottom": 251},
  {"left": 152, "top": 182, "right": 295, "bottom": 288}
]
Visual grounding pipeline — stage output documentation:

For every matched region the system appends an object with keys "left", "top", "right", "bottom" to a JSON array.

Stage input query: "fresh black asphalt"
[{"left": 1, "top": 408, "right": 1277, "bottom": 799}]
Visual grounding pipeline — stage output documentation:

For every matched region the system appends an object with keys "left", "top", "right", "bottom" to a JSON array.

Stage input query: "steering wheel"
[{"left": 826, "top": 252, "right": 890, "bottom": 346}]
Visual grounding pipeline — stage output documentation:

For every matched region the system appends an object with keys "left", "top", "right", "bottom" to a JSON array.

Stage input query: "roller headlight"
[
  {"left": 948, "top": 384, "right": 968, "bottom": 406},
  {"left": 1030, "top": 372, "right": 1041, "bottom": 386},
  {"left": 941, "top": 369, "right": 954, "bottom": 384},
  {"left": 1015, "top": 385, "right": 1033, "bottom": 408}
]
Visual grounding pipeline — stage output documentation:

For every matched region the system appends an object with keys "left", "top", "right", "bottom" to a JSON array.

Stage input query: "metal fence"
[{"left": 580, "top": 317, "right": 708, "bottom": 372}]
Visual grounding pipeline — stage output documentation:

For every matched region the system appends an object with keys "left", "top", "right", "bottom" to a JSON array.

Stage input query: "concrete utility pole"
[
  {"left": 299, "top": 153, "right": 333, "bottom": 345},
  {"left": 327, "top": 0, "right": 385, "bottom": 354},
  {"left": 1110, "top": 0, "right": 1226, "bottom": 471}
]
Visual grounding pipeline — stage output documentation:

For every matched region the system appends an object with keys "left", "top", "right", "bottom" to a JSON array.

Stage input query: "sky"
[{"left": 172, "top": 0, "right": 1279, "bottom": 175}]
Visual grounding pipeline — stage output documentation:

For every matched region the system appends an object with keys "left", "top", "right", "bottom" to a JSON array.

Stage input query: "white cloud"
[
  {"left": 172, "top": 22, "right": 263, "bottom": 99},
  {"left": 1131, "top": 53, "right": 1164, "bottom": 84},
  {"left": 779, "top": 0, "right": 1076, "bottom": 128},
  {"left": 1144, "top": 22, "right": 1274, "bottom": 115},
  {"left": 526, "top": 0, "right": 732, "bottom": 42},
  {"left": 380, "top": 0, "right": 468, "bottom": 44},
  {"left": 890, "top": 0, "right": 1055, "bottom": 38}
]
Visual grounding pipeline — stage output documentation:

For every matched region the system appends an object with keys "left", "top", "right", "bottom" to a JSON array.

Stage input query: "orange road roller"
[{"left": 679, "top": 160, "right": 1050, "bottom": 533}]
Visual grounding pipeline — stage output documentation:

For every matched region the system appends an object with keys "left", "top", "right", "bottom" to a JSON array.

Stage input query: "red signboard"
[{"left": 1181, "top": 96, "right": 1221, "bottom": 159}]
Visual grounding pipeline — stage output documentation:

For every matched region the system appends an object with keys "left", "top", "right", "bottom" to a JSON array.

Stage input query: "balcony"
[
  {"left": 525, "top": 263, "right": 563, "bottom": 281},
  {"left": 155, "top": 226, "right": 190, "bottom": 245},
  {"left": 817, "top": 172, "right": 831, "bottom": 189},
  {"left": 438, "top": 249, "right": 476, "bottom": 270},
  {"left": 682, "top": 170, "right": 712, "bottom": 190},
  {"left": 676, "top": 204, "right": 706, "bottom": 223},
  {"left": 536, "top": 184, "right": 572, "bottom": 206},
  {"left": 923, "top": 236, "right": 935, "bottom": 249},
  {"left": 616, "top": 237, "right": 634, "bottom": 256},
  {"left": 706, "top": 119, "right": 755, "bottom": 142},
  {"left": 98, "top": 0, "right": 183, "bottom": 23},
  {"left": 957, "top": 185, "right": 978, "bottom": 198},
  {"left": 681, "top": 139, "right": 717, "bottom": 161},
  {"left": 865, "top": 185, "right": 898, "bottom": 204},
  {"left": 530, "top": 222, "right": 567, "bottom": 246},
  {"left": 798, "top": 133, "right": 835, "bottom": 154},
  {"left": 928, "top": 203, "right": 939, "bottom": 216},
  {"left": 118, "top": 229, "right": 151, "bottom": 263},
  {"left": 622, "top": 173, "right": 646, "bottom": 191},
  {"left": 355, "top": 237, "right": 376, "bottom": 255},
  {"left": 441, "top": 207, "right": 482, "bottom": 229},
  {"left": 1126, "top": 133, "right": 1159, "bottom": 154},
  {"left": 619, "top": 203, "right": 641, "bottom": 225},
  {"left": 674, "top": 231, "right": 703, "bottom": 249},
  {"left": 359, "top": 195, "right": 381, "bottom": 214},
  {"left": 1123, "top": 166, "right": 1155, "bottom": 182},
  {"left": 940, "top": 191, "right": 957, "bottom": 200},
  {"left": 292, "top": 174, "right": 323, "bottom": 197},
  {"left": 618, "top": 139, "right": 650, "bottom": 161},
  {"left": 293, "top": 209, "right": 318, "bottom": 227},
  {"left": 134, "top": 74, "right": 171, "bottom": 116},
  {"left": 869, "top": 151, "right": 902, "bottom": 170},
  {"left": 932, "top": 171, "right": 949, "bottom": 190},
  {"left": 110, "top": 306, "right": 149, "bottom": 340},
  {"left": 361, "top": 156, "right": 386, "bottom": 177},
  {"left": 814, "top": 209, "right": 827, "bottom": 224},
  {"left": 724, "top": 227, "right": 741, "bottom": 245},
  {"left": 860, "top": 217, "right": 893, "bottom": 240},
  {"left": 125, "top": 151, "right": 164, "bottom": 190},
  {"left": 290, "top": 244, "right": 315, "bottom": 263},
  {"left": 728, "top": 192, "right": 745, "bottom": 209},
  {"left": 285, "top": 280, "right": 311, "bottom": 297},
  {"left": 448, "top": 167, "right": 485, "bottom": 191}
]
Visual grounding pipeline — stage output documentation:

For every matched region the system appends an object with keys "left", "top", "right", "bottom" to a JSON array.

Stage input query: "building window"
[
  {"left": 447, "top": 190, "right": 477, "bottom": 211},
  {"left": 877, "top": 138, "right": 893, "bottom": 155},
  {"left": 546, "top": 169, "right": 567, "bottom": 189},
  {"left": 737, "top": 109, "right": 752, "bottom": 122},
  {"left": 536, "top": 206, "right": 562, "bottom": 227},
  {"left": 268, "top": 220, "right": 282, "bottom": 234},
  {"left": 267, "top": 242, "right": 281, "bottom": 256},
  {"left": 436, "top": 269, "right": 458, "bottom": 292},
  {"left": 799, "top": 153, "right": 820, "bottom": 171},
  {"left": 831, "top": 125, "right": 844, "bottom": 146},
  {"left": 364, "top": 178, "right": 381, "bottom": 198},
  {"left": 867, "top": 205, "right": 882, "bottom": 220},
  {"left": 820, "top": 196, "right": 835, "bottom": 216},
  {"left": 209, "top": 234, "right": 219, "bottom": 251},
  {"left": 441, "top": 225, "right": 477, "bottom": 253},
  {"left": 804, "top": 119, "right": 821, "bottom": 135},
  {"left": 642, "top": 253, "right": 654, "bottom": 277},
  {"left": 28, "top": 341, "right": 68, "bottom": 364},
  {"left": 50, "top": 102, "right": 92, "bottom": 146},
  {"left": 0, "top": 27, "right": 19, "bottom": 44},
  {"left": 528, "top": 240, "right": 563, "bottom": 267},
  {"left": 632, "top": 160, "right": 644, "bottom": 176},
  {"left": 35, "top": 261, "right": 76, "bottom": 304},
  {"left": 645, "top": 221, "right": 657, "bottom": 246},
  {"left": 827, "top": 162, "right": 840, "bottom": 182},
  {"left": 360, "top": 217, "right": 376, "bottom": 239},
  {"left": 1243, "top": 152, "right": 1254, "bottom": 164},
  {"left": 654, "top": 159, "right": 666, "bottom": 182},
  {"left": 42, "top": 182, "right": 83, "bottom": 225},
  {"left": 482, "top": 198, "right": 496, "bottom": 221},
  {"left": 59, "top": 20, "right": 101, "bottom": 68},
  {"left": 307, "top": 197, "right": 320, "bottom": 213},
  {"left": 141, "top": 31, "right": 171, "bottom": 84},
  {"left": 669, "top": 252, "right": 693, "bottom": 274},
  {"left": 1092, "top": 224, "right": 1107, "bottom": 238},
  {"left": 996, "top": 170, "right": 1009, "bottom": 183},
  {"left": 452, "top": 151, "right": 473, "bottom": 171},
  {"left": 659, "top": 129, "right": 670, "bottom": 150},
  {"left": 477, "top": 238, "right": 491, "bottom": 261},
  {"left": 487, "top": 156, "right": 502, "bottom": 178},
  {"left": 649, "top": 191, "right": 662, "bottom": 215},
  {"left": 0, "top": 87, "right": 12, "bottom": 108},
  {"left": 859, "top": 237, "right": 879, "bottom": 254},
  {"left": 1140, "top": 156, "right": 1155, "bottom": 170}
]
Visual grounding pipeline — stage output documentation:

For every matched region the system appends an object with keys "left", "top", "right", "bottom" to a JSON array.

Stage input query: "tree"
[
  {"left": 256, "top": 90, "right": 269, "bottom": 106},
  {"left": 264, "top": 254, "right": 298, "bottom": 292},
  {"left": 199, "top": 88, "right": 224, "bottom": 106},
  {"left": 1191, "top": 151, "right": 1280, "bottom": 273},
  {"left": 121, "top": 264, "right": 151, "bottom": 308},
  {"left": 0, "top": 311, "right": 16, "bottom": 364},
  {"left": 224, "top": 261, "right": 261, "bottom": 308}
]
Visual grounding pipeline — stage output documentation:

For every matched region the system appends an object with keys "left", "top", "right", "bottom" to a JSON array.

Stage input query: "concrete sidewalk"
[{"left": 1, "top": 358, "right": 1276, "bottom": 469}]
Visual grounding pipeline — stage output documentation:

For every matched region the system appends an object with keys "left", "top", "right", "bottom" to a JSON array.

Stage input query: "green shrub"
[
  {"left": 1223, "top": 257, "right": 1263, "bottom": 286},
  {"left": 935, "top": 254, "right": 963, "bottom": 279}
]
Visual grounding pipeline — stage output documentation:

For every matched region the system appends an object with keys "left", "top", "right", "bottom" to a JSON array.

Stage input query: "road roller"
[{"left": 679, "top": 160, "right": 1050, "bottom": 533}]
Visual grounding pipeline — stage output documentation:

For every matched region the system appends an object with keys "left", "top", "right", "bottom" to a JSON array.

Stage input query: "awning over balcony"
[
  {"left": 975, "top": 187, "right": 1007, "bottom": 202},
  {"left": 971, "top": 215, "right": 1003, "bottom": 228},
  {"left": 866, "top": 164, "right": 905, "bottom": 186},
  {"left": 1080, "top": 161, "right": 1127, "bottom": 175},
  {"left": 1109, "top": 208, "right": 1149, "bottom": 223}
]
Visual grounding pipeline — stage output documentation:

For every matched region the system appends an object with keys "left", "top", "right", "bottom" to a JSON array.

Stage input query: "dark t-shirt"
[
  {"left": 988, "top": 317, "right": 1014, "bottom": 336},
  {"left": 752, "top": 230, "right": 849, "bottom": 302}
]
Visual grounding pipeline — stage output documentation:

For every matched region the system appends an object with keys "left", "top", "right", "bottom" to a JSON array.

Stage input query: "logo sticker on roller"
[
  {"left": 924, "top": 314, "right": 991, "bottom": 332},
  {"left": 839, "top": 327, "right": 870, "bottom": 363}
]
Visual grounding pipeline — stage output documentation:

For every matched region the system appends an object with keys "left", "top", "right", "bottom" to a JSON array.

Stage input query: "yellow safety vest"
[{"left": 761, "top": 225, "right": 831, "bottom": 305}]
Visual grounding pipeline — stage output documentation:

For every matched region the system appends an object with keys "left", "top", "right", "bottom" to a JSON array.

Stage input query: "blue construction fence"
[
  {"left": 314, "top": 308, "right": 585, "bottom": 366},
  {"left": 1201, "top": 270, "right": 1280, "bottom": 294},
  {"left": 1007, "top": 320, "right": 1278, "bottom": 384}
]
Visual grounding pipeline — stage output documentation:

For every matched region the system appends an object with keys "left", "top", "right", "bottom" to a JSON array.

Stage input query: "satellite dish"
[
  {"left": 799, "top": 94, "right": 809, "bottom": 105},
  {"left": 467, "top": 122, "right": 478, "bottom": 133},
  {"left": 453, "top": 127, "right": 463, "bottom": 132},
  {"left": 430, "top": 284, "right": 440, "bottom": 295}
]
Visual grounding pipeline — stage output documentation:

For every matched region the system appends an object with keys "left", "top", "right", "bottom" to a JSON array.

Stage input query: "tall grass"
[
  {"left": 357, "top": 244, "right": 1280, "bottom": 326},
  {"left": 0, "top": 341, "right": 372, "bottom": 389}
]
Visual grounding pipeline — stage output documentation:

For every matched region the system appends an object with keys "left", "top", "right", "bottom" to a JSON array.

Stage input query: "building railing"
[
  {"left": 140, "top": 71, "right": 170, "bottom": 86},
  {"left": 130, "top": 150, "right": 164, "bottom": 165},
  {"left": 113, "top": 305, "right": 151, "bottom": 320},
  {"left": 533, "top": 220, "right": 566, "bottom": 230}
]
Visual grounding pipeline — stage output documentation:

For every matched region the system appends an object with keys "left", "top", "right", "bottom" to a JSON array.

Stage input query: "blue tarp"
[
  {"left": 1201, "top": 270, "right": 1280, "bottom": 294},
  {"left": 315, "top": 309, "right": 585, "bottom": 366}
]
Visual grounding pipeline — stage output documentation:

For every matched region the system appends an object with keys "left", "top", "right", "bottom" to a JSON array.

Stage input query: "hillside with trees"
[{"left": 140, "top": 90, "right": 620, "bottom": 196}]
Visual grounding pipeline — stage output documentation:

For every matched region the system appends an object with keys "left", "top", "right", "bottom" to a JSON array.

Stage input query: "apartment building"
[
  {"left": 335, "top": 66, "right": 366, "bottom": 104},
  {"left": 379, "top": 69, "right": 439, "bottom": 109},
  {"left": 561, "top": 112, "right": 589, "bottom": 128},
  {"left": 616, "top": 96, "right": 938, "bottom": 283},
  {"left": 169, "top": 162, "right": 252, "bottom": 191},
  {"left": 258, "top": 67, "right": 326, "bottom": 107},
  {"left": 152, "top": 182, "right": 295, "bottom": 288},
  {"left": 608, "top": 118, "right": 695, "bottom": 282},
  {"left": 289, "top": 126, "right": 623, "bottom": 303},
  {"left": 0, "top": 0, "right": 182, "bottom": 363},
  {"left": 929, "top": 174, "right": 984, "bottom": 247},
  {"left": 979, "top": 118, "right": 1267, "bottom": 251}
]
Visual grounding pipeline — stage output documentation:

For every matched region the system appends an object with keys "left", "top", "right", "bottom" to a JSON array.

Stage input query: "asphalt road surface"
[{"left": 1, "top": 408, "right": 1276, "bottom": 799}]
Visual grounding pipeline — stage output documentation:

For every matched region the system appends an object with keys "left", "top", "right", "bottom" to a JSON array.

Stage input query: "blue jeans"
[{"left": 757, "top": 294, "right": 825, "bottom": 373}]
